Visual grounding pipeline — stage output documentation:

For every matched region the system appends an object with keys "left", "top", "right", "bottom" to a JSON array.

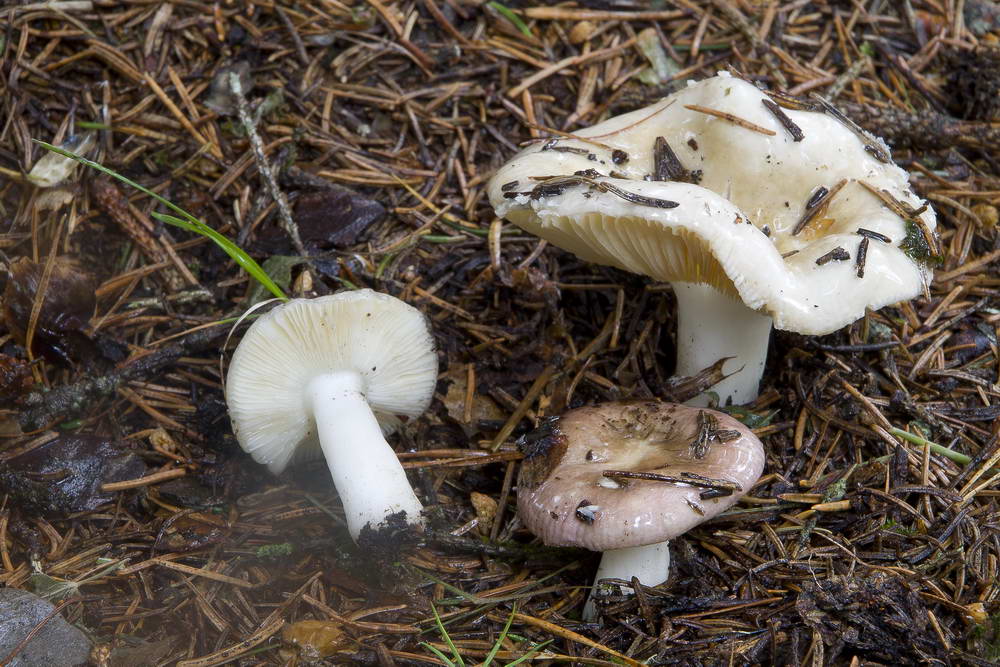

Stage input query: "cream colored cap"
[
  {"left": 226, "top": 290, "right": 438, "bottom": 473},
  {"left": 488, "top": 72, "right": 937, "bottom": 335}
]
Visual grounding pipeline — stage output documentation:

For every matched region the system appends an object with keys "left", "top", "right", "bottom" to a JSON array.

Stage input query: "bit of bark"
[
  {"left": 90, "top": 179, "right": 190, "bottom": 290},
  {"left": 840, "top": 102, "right": 1000, "bottom": 151},
  {"left": 18, "top": 325, "right": 228, "bottom": 431}
]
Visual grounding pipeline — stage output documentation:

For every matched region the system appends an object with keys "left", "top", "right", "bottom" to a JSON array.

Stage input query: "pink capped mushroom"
[{"left": 516, "top": 400, "right": 765, "bottom": 619}]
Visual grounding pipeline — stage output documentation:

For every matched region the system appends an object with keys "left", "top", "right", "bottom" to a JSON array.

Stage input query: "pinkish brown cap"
[{"left": 516, "top": 401, "right": 765, "bottom": 551}]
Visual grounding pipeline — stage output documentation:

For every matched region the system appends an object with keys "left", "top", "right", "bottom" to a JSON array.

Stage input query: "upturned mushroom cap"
[
  {"left": 516, "top": 401, "right": 764, "bottom": 552},
  {"left": 488, "top": 72, "right": 937, "bottom": 335},
  {"left": 226, "top": 289, "right": 438, "bottom": 473}
]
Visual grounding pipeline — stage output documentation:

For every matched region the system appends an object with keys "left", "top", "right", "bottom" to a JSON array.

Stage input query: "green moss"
[
  {"left": 880, "top": 519, "right": 916, "bottom": 536},
  {"left": 255, "top": 542, "right": 294, "bottom": 560},
  {"left": 721, "top": 404, "right": 777, "bottom": 429},
  {"left": 899, "top": 219, "right": 942, "bottom": 267},
  {"left": 971, "top": 613, "right": 1000, "bottom": 661}
]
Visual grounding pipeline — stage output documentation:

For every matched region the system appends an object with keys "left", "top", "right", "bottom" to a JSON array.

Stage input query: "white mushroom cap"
[
  {"left": 226, "top": 289, "right": 438, "bottom": 474},
  {"left": 488, "top": 72, "right": 937, "bottom": 335}
]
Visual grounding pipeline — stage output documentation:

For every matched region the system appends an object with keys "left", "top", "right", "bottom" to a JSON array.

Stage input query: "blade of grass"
[
  {"left": 418, "top": 642, "right": 456, "bottom": 667},
  {"left": 440, "top": 219, "right": 490, "bottom": 238},
  {"left": 422, "top": 235, "right": 467, "bottom": 243},
  {"left": 487, "top": 2, "right": 532, "bottom": 37},
  {"left": 429, "top": 603, "right": 465, "bottom": 667},
  {"left": 482, "top": 605, "right": 517, "bottom": 666},
  {"left": 890, "top": 427, "right": 972, "bottom": 465},
  {"left": 150, "top": 213, "right": 286, "bottom": 300},
  {"left": 504, "top": 639, "right": 554, "bottom": 666},
  {"left": 33, "top": 140, "right": 287, "bottom": 301}
]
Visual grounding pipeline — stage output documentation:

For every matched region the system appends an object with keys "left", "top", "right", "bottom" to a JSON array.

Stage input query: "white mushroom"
[
  {"left": 488, "top": 72, "right": 937, "bottom": 406},
  {"left": 226, "top": 289, "right": 438, "bottom": 541}
]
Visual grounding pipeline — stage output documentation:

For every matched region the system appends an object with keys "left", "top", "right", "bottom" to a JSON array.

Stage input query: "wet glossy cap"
[
  {"left": 516, "top": 401, "right": 765, "bottom": 551},
  {"left": 488, "top": 72, "right": 938, "bottom": 335}
]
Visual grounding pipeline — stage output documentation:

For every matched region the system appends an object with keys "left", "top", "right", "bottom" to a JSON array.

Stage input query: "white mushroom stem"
[
  {"left": 583, "top": 543, "right": 671, "bottom": 621},
  {"left": 673, "top": 282, "right": 774, "bottom": 407},
  {"left": 306, "top": 371, "right": 425, "bottom": 541}
]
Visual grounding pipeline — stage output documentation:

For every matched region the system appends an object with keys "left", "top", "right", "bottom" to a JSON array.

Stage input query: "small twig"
[
  {"left": 814, "top": 341, "right": 899, "bottom": 352},
  {"left": 602, "top": 470, "right": 741, "bottom": 494},
  {"left": 19, "top": 324, "right": 228, "bottom": 430},
  {"left": 228, "top": 72, "right": 306, "bottom": 257},
  {"left": 491, "top": 365, "right": 556, "bottom": 451},
  {"left": 815, "top": 247, "right": 850, "bottom": 266},
  {"left": 825, "top": 54, "right": 870, "bottom": 100},
  {"left": 512, "top": 612, "right": 641, "bottom": 666},
  {"left": 692, "top": 409, "right": 715, "bottom": 459},
  {"left": 761, "top": 99, "right": 804, "bottom": 141},
  {"left": 421, "top": 0, "right": 472, "bottom": 46},
  {"left": 710, "top": 0, "right": 787, "bottom": 87},
  {"left": 855, "top": 236, "right": 870, "bottom": 278},
  {"left": 275, "top": 6, "right": 309, "bottom": 66},
  {"left": 175, "top": 616, "right": 283, "bottom": 667},
  {"left": 525, "top": 123, "right": 615, "bottom": 151},
  {"left": 684, "top": 104, "right": 776, "bottom": 136},
  {"left": 367, "top": 0, "right": 435, "bottom": 75},
  {"left": 101, "top": 467, "right": 187, "bottom": 491},
  {"left": 811, "top": 94, "right": 890, "bottom": 163},
  {"left": 792, "top": 179, "right": 849, "bottom": 235},
  {"left": 856, "top": 228, "right": 892, "bottom": 244}
]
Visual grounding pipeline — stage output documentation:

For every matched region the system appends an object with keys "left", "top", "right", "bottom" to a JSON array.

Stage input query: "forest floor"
[{"left": 2, "top": 1, "right": 1000, "bottom": 665}]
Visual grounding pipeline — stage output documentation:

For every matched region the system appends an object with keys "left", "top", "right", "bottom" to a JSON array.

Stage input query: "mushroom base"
[
  {"left": 583, "top": 542, "right": 671, "bottom": 621},
  {"left": 306, "top": 371, "right": 425, "bottom": 541},
  {"left": 673, "top": 282, "right": 773, "bottom": 407}
]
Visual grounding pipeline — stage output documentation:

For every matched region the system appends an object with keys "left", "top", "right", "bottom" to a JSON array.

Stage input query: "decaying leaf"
[
  {"left": 280, "top": 619, "right": 353, "bottom": 662},
  {"left": 442, "top": 367, "right": 506, "bottom": 426},
  {"left": 0, "top": 434, "right": 147, "bottom": 514},
  {"left": 244, "top": 255, "right": 306, "bottom": 307},
  {"left": 250, "top": 184, "right": 387, "bottom": 256},
  {"left": 106, "top": 637, "right": 177, "bottom": 667},
  {"left": 470, "top": 491, "right": 498, "bottom": 534},
  {"left": 2, "top": 257, "right": 97, "bottom": 365},
  {"left": 202, "top": 60, "right": 253, "bottom": 115},
  {"left": 28, "top": 132, "right": 96, "bottom": 188}
]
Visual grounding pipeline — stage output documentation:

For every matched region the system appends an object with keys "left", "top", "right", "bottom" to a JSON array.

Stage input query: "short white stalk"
[
  {"left": 673, "top": 281, "right": 773, "bottom": 407},
  {"left": 306, "top": 371, "right": 424, "bottom": 541},
  {"left": 583, "top": 543, "right": 671, "bottom": 621}
]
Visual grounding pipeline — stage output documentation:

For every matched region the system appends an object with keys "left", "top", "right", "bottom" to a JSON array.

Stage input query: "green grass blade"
[
  {"left": 36, "top": 140, "right": 197, "bottom": 224},
  {"left": 33, "top": 139, "right": 288, "bottom": 301},
  {"left": 889, "top": 427, "right": 972, "bottom": 465},
  {"left": 418, "top": 642, "right": 456, "bottom": 667},
  {"left": 440, "top": 218, "right": 490, "bottom": 238},
  {"left": 487, "top": 2, "right": 532, "bottom": 37},
  {"left": 482, "top": 604, "right": 516, "bottom": 666},
  {"left": 430, "top": 603, "right": 465, "bottom": 667},
  {"left": 504, "top": 639, "right": 554, "bottom": 666},
  {"left": 150, "top": 213, "right": 286, "bottom": 300}
]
